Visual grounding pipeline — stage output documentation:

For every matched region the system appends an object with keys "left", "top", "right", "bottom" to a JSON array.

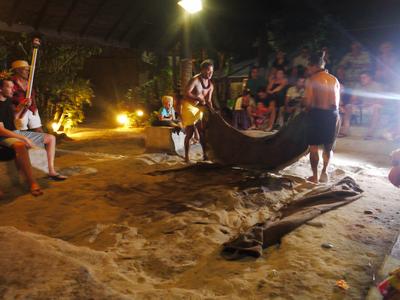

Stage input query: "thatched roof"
[{"left": 0, "top": 0, "right": 180, "bottom": 49}]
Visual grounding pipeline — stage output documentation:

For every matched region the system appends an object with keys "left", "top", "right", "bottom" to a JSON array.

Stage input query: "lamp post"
[{"left": 177, "top": 0, "right": 202, "bottom": 95}]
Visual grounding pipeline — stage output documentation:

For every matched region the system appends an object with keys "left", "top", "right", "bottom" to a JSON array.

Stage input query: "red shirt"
[{"left": 11, "top": 76, "right": 38, "bottom": 113}]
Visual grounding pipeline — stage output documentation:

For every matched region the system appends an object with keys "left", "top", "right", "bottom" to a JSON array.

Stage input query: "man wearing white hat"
[{"left": 11, "top": 60, "right": 43, "bottom": 132}]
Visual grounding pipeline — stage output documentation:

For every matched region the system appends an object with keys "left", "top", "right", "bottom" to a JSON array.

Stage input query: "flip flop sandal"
[
  {"left": 30, "top": 184, "right": 43, "bottom": 197},
  {"left": 47, "top": 174, "right": 68, "bottom": 181}
]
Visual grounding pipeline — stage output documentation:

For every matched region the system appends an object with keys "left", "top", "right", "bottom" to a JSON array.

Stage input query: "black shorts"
[{"left": 306, "top": 108, "right": 339, "bottom": 146}]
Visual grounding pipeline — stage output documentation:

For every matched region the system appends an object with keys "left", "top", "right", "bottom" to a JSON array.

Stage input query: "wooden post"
[
  {"left": 26, "top": 40, "right": 40, "bottom": 99},
  {"left": 180, "top": 58, "right": 192, "bottom": 95}
]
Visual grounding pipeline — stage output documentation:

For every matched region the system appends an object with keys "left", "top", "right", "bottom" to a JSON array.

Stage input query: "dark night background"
[{"left": 1, "top": 0, "right": 398, "bottom": 58}]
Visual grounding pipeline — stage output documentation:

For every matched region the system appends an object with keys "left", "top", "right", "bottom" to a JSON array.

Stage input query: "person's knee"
[
  {"left": 44, "top": 133, "right": 56, "bottom": 145},
  {"left": 309, "top": 145, "right": 319, "bottom": 154},
  {"left": 12, "top": 141, "right": 27, "bottom": 152},
  {"left": 323, "top": 148, "right": 332, "bottom": 157}
]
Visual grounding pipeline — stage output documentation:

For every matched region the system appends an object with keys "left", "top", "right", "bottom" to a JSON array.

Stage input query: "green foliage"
[
  {"left": 147, "top": 111, "right": 160, "bottom": 126},
  {"left": 126, "top": 111, "right": 147, "bottom": 128},
  {"left": 51, "top": 79, "right": 94, "bottom": 130},
  {"left": 124, "top": 53, "right": 173, "bottom": 112},
  {"left": 0, "top": 31, "right": 101, "bottom": 129},
  {"left": 34, "top": 41, "right": 101, "bottom": 128}
]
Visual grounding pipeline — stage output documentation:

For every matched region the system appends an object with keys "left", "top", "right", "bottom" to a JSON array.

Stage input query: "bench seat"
[{"left": 144, "top": 126, "right": 184, "bottom": 155}]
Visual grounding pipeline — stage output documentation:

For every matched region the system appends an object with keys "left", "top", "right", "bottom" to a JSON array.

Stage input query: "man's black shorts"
[{"left": 306, "top": 108, "right": 339, "bottom": 146}]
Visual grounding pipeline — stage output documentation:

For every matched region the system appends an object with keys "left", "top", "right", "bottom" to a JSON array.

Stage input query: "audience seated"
[
  {"left": 282, "top": 76, "right": 305, "bottom": 124},
  {"left": 153, "top": 95, "right": 181, "bottom": 128},
  {"left": 336, "top": 66, "right": 352, "bottom": 123},
  {"left": 232, "top": 89, "right": 255, "bottom": 130},
  {"left": 271, "top": 50, "right": 290, "bottom": 75},
  {"left": 254, "top": 87, "right": 276, "bottom": 131},
  {"left": 338, "top": 42, "right": 371, "bottom": 88},
  {"left": 267, "top": 69, "right": 288, "bottom": 127},
  {"left": 375, "top": 41, "right": 398, "bottom": 91},
  {"left": 0, "top": 79, "right": 67, "bottom": 197},
  {"left": 245, "top": 66, "right": 265, "bottom": 98},
  {"left": 288, "top": 65, "right": 306, "bottom": 86},
  {"left": 374, "top": 42, "right": 400, "bottom": 141},
  {"left": 249, "top": 102, "right": 271, "bottom": 130},
  {"left": 339, "top": 71, "right": 383, "bottom": 139},
  {"left": 292, "top": 46, "right": 310, "bottom": 69}
]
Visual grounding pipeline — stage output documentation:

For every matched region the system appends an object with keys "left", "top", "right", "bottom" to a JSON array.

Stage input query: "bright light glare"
[
  {"left": 136, "top": 110, "right": 144, "bottom": 117},
  {"left": 117, "top": 114, "right": 129, "bottom": 126},
  {"left": 51, "top": 122, "right": 59, "bottom": 132},
  {"left": 178, "top": 0, "right": 202, "bottom": 14},
  {"left": 348, "top": 88, "right": 400, "bottom": 101}
]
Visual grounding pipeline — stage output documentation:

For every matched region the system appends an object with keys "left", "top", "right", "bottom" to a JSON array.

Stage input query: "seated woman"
[
  {"left": 283, "top": 76, "right": 305, "bottom": 124},
  {"left": 271, "top": 50, "right": 289, "bottom": 73},
  {"left": 232, "top": 89, "right": 255, "bottom": 130},
  {"left": 255, "top": 87, "right": 276, "bottom": 131},
  {"left": 153, "top": 96, "right": 182, "bottom": 130},
  {"left": 267, "top": 69, "right": 288, "bottom": 127},
  {"left": 267, "top": 68, "right": 288, "bottom": 127},
  {"left": 250, "top": 102, "right": 270, "bottom": 130}
]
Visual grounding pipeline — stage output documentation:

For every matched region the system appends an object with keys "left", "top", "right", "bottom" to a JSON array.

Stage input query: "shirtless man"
[
  {"left": 182, "top": 60, "right": 214, "bottom": 163},
  {"left": 304, "top": 51, "right": 340, "bottom": 183}
]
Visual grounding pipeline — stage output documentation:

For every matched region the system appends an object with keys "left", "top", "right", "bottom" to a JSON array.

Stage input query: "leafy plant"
[
  {"left": 0, "top": 31, "right": 101, "bottom": 130},
  {"left": 124, "top": 52, "right": 173, "bottom": 112},
  {"left": 51, "top": 79, "right": 94, "bottom": 131}
]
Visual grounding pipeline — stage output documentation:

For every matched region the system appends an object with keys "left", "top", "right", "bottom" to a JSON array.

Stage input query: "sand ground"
[{"left": 0, "top": 127, "right": 399, "bottom": 300}]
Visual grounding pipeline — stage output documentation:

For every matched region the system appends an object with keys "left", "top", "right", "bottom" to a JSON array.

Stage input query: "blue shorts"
[{"left": 0, "top": 130, "right": 45, "bottom": 148}]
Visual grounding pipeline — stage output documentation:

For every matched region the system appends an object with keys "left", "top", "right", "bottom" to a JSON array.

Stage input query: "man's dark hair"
[
  {"left": 200, "top": 59, "right": 214, "bottom": 70},
  {"left": 309, "top": 51, "right": 326, "bottom": 68},
  {"left": 250, "top": 66, "right": 259, "bottom": 72},
  {"left": 0, "top": 79, "right": 13, "bottom": 92},
  {"left": 249, "top": 65, "right": 260, "bottom": 77},
  {"left": 0, "top": 79, "right": 8, "bottom": 88},
  {"left": 275, "top": 67, "right": 287, "bottom": 76}
]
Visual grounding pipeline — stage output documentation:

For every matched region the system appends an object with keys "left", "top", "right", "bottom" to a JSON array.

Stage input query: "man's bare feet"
[
  {"left": 319, "top": 172, "right": 329, "bottom": 183},
  {"left": 307, "top": 176, "right": 318, "bottom": 183},
  {"left": 30, "top": 183, "right": 43, "bottom": 197}
]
